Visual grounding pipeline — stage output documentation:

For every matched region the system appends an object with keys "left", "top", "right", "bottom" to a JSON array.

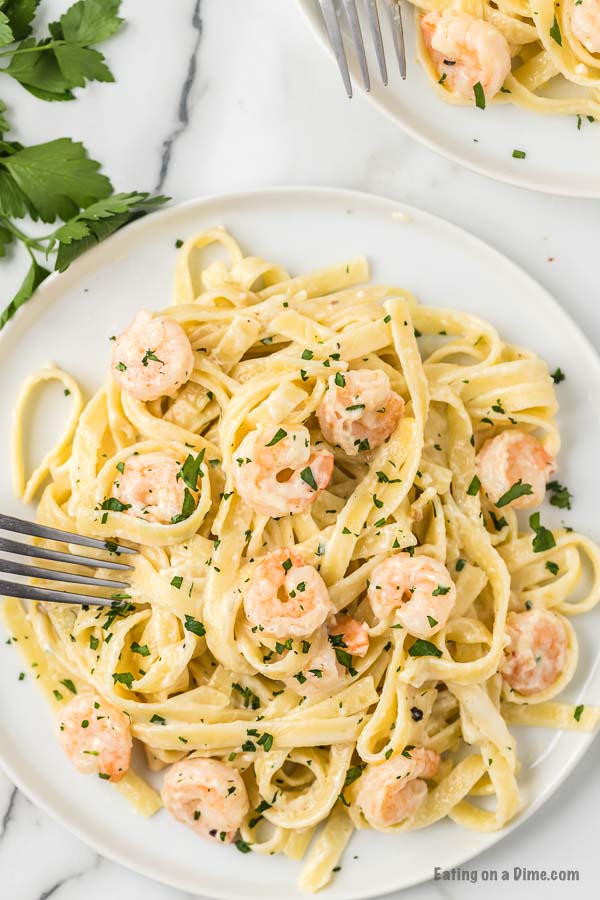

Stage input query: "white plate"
[
  {"left": 296, "top": 2, "right": 600, "bottom": 197},
  {"left": 0, "top": 187, "right": 599, "bottom": 900}
]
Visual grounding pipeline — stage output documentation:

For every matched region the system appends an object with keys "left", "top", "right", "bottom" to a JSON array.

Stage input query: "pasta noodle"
[
  {"left": 4, "top": 227, "right": 600, "bottom": 892},
  {"left": 411, "top": 0, "right": 600, "bottom": 119}
]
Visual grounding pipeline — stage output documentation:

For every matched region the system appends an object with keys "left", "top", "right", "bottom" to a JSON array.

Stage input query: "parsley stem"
[
  {"left": 0, "top": 216, "right": 47, "bottom": 252},
  {"left": 0, "top": 40, "right": 66, "bottom": 60}
]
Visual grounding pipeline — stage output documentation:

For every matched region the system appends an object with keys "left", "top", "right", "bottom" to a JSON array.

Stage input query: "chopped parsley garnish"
[
  {"left": 545, "top": 560, "right": 559, "bottom": 576},
  {"left": 171, "top": 487, "right": 197, "bottom": 523},
  {"left": 177, "top": 449, "right": 205, "bottom": 490},
  {"left": 232, "top": 683, "right": 261, "bottom": 710},
  {"left": 574, "top": 704, "right": 584, "bottom": 722},
  {"left": 376, "top": 470, "right": 402, "bottom": 484},
  {"left": 512, "top": 149, "right": 526, "bottom": 160},
  {"left": 344, "top": 765, "right": 365, "bottom": 788},
  {"left": 473, "top": 81, "right": 486, "bottom": 110},
  {"left": 301, "top": 349, "right": 314, "bottom": 360},
  {"left": 335, "top": 372, "right": 346, "bottom": 387},
  {"left": 495, "top": 479, "right": 534, "bottom": 508},
  {"left": 235, "top": 839, "right": 252, "bottom": 854},
  {"left": 551, "top": 368, "right": 565, "bottom": 384},
  {"left": 170, "top": 575, "right": 183, "bottom": 589},
  {"left": 489, "top": 510, "right": 508, "bottom": 531},
  {"left": 529, "top": 512, "right": 556, "bottom": 553},
  {"left": 455, "top": 558, "right": 466, "bottom": 572},
  {"left": 266, "top": 428, "right": 287, "bottom": 446},
  {"left": 100, "top": 497, "right": 131, "bottom": 512},
  {"left": 112, "top": 672, "right": 134, "bottom": 689},
  {"left": 257, "top": 732, "right": 274, "bottom": 752},
  {"left": 432, "top": 585, "right": 450, "bottom": 596},
  {"left": 89, "top": 635, "right": 99, "bottom": 650},
  {"left": 141, "top": 349, "right": 164, "bottom": 367},
  {"left": 131, "top": 642, "right": 150, "bottom": 656},
  {"left": 300, "top": 467, "right": 318, "bottom": 491},
  {"left": 408, "top": 639, "right": 442, "bottom": 658},
  {"left": 550, "top": 15, "right": 562, "bottom": 45},
  {"left": 60, "top": 678, "right": 77, "bottom": 694},
  {"left": 150, "top": 714, "right": 166, "bottom": 725},
  {"left": 184, "top": 615, "right": 206, "bottom": 637},
  {"left": 547, "top": 480, "right": 572, "bottom": 510},
  {"left": 466, "top": 475, "right": 481, "bottom": 496}
]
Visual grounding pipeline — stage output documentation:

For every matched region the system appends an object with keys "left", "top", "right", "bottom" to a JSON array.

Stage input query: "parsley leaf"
[
  {"left": 495, "top": 479, "right": 534, "bottom": 508},
  {"left": 408, "top": 639, "right": 442, "bottom": 658},
  {"left": 0, "top": 138, "right": 112, "bottom": 221},
  {"left": 529, "top": 512, "right": 556, "bottom": 553},
  {"left": 0, "top": 255, "right": 49, "bottom": 330},
  {"left": 547, "top": 480, "right": 572, "bottom": 510}
]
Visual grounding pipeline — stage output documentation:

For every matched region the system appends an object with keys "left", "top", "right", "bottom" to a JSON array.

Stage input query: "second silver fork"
[{"left": 318, "top": 0, "right": 406, "bottom": 99}]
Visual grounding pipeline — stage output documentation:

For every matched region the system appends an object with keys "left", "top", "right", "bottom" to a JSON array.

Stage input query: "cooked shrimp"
[
  {"left": 368, "top": 555, "right": 456, "bottom": 638},
  {"left": 162, "top": 758, "right": 249, "bottom": 843},
  {"left": 113, "top": 451, "right": 191, "bottom": 524},
  {"left": 244, "top": 548, "right": 333, "bottom": 638},
  {"left": 420, "top": 10, "right": 511, "bottom": 102},
  {"left": 500, "top": 608, "right": 568, "bottom": 695},
  {"left": 232, "top": 425, "right": 333, "bottom": 517},
  {"left": 356, "top": 747, "right": 440, "bottom": 829},
  {"left": 570, "top": 0, "right": 600, "bottom": 54},
  {"left": 476, "top": 430, "right": 555, "bottom": 509},
  {"left": 286, "top": 627, "right": 346, "bottom": 697},
  {"left": 111, "top": 309, "right": 194, "bottom": 401},
  {"left": 329, "top": 613, "right": 370, "bottom": 658},
  {"left": 57, "top": 690, "right": 131, "bottom": 782},
  {"left": 316, "top": 370, "right": 404, "bottom": 456}
]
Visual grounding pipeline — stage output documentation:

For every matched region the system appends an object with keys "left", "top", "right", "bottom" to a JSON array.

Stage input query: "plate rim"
[
  {"left": 1, "top": 185, "right": 600, "bottom": 900},
  {"left": 293, "top": 0, "right": 600, "bottom": 199}
]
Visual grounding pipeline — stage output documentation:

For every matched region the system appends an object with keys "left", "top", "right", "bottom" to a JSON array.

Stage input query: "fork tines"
[
  {"left": 0, "top": 513, "right": 137, "bottom": 607},
  {"left": 319, "top": 0, "right": 406, "bottom": 98}
]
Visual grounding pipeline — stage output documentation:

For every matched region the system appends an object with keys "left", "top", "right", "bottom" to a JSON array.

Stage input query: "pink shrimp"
[
  {"left": 500, "top": 608, "right": 568, "bottom": 696},
  {"left": 57, "top": 690, "right": 132, "bottom": 782},
  {"left": 420, "top": 10, "right": 511, "bottom": 103},
  {"left": 112, "top": 309, "right": 194, "bottom": 401},
  {"left": 476, "top": 430, "right": 555, "bottom": 509},
  {"left": 329, "top": 613, "right": 370, "bottom": 658},
  {"left": 316, "top": 370, "right": 404, "bottom": 456},
  {"left": 570, "top": 0, "right": 600, "bottom": 54},
  {"left": 356, "top": 747, "right": 440, "bottom": 829},
  {"left": 243, "top": 548, "right": 334, "bottom": 638},
  {"left": 162, "top": 758, "right": 249, "bottom": 843},
  {"left": 232, "top": 425, "right": 333, "bottom": 517},
  {"left": 367, "top": 555, "right": 456, "bottom": 638},
  {"left": 113, "top": 451, "right": 193, "bottom": 524}
]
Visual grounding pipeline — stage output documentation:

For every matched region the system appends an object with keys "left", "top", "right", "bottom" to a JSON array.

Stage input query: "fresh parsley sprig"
[
  {"left": 0, "top": 0, "right": 169, "bottom": 331},
  {"left": 0, "top": 0, "right": 123, "bottom": 101}
]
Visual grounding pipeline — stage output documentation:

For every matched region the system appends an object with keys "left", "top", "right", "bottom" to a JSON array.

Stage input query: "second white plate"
[{"left": 296, "top": 1, "right": 600, "bottom": 197}]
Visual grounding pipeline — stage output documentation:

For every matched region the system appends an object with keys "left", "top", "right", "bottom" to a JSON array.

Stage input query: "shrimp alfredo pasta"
[
  {"left": 412, "top": 0, "right": 600, "bottom": 118},
  {"left": 5, "top": 227, "right": 600, "bottom": 892}
]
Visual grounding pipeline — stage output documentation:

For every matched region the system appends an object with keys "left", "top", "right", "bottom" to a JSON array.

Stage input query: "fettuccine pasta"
[{"left": 4, "top": 227, "right": 600, "bottom": 892}]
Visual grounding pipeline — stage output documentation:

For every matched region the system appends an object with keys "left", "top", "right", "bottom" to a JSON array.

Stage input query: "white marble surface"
[{"left": 0, "top": 1, "right": 599, "bottom": 899}]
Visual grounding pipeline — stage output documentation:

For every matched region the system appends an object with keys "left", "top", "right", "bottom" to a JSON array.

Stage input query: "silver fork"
[
  {"left": 0, "top": 513, "right": 137, "bottom": 606},
  {"left": 318, "top": 0, "right": 406, "bottom": 98}
]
